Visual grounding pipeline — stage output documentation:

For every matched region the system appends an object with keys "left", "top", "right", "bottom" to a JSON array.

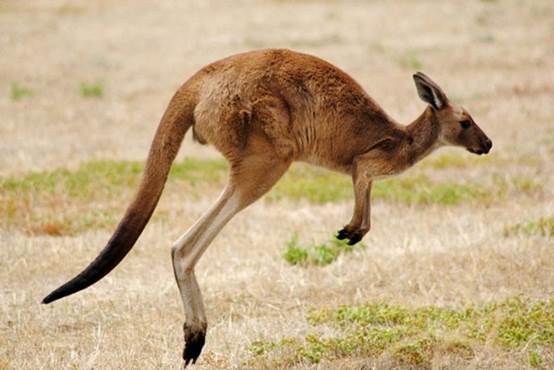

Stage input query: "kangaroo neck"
[{"left": 405, "top": 107, "right": 442, "bottom": 163}]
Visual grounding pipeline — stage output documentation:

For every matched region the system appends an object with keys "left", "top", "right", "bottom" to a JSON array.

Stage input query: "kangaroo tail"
[{"left": 42, "top": 89, "right": 196, "bottom": 304}]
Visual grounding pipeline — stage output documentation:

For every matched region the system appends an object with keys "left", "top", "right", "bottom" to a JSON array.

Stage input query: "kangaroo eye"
[{"left": 460, "top": 120, "right": 471, "bottom": 129}]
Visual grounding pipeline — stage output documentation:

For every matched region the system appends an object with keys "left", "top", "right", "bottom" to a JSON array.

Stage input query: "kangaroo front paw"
[
  {"left": 336, "top": 227, "right": 366, "bottom": 245},
  {"left": 183, "top": 323, "right": 207, "bottom": 367}
]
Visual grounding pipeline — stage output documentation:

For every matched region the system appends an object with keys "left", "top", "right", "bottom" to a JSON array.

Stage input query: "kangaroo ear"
[{"left": 413, "top": 72, "right": 448, "bottom": 110}]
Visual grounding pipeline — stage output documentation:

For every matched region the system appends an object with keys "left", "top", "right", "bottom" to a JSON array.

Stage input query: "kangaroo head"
[{"left": 413, "top": 72, "right": 492, "bottom": 155}]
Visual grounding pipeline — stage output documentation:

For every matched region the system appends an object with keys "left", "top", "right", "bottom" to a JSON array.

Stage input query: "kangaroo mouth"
[
  {"left": 467, "top": 147, "right": 488, "bottom": 155},
  {"left": 468, "top": 138, "right": 493, "bottom": 155}
]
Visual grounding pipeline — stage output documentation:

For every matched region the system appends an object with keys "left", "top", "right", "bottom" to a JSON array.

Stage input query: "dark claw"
[
  {"left": 183, "top": 323, "right": 206, "bottom": 367},
  {"left": 347, "top": 233, "right": 362, "bottom": 245},
  {"left": 336, "top": 227, "right": 363, "bottom": 245},
  {"left": 336, "top": 228, "right": 349, "bottom": 240}
]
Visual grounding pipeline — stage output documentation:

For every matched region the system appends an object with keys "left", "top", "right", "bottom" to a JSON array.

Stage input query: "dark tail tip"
[
  {"left": 42, "top": 292, "right": 59, "bottom": 304},
  {"left": 42, "top": 282, "right": 79, "bottom": 304}
]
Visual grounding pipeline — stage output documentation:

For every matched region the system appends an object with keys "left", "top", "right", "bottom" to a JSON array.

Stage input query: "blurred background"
[
  {"left": 1, "top": 0, "right": 552, "bottom": 369},
  {"left": 2, "top": 0, "right": 552, "bottom": 174}
]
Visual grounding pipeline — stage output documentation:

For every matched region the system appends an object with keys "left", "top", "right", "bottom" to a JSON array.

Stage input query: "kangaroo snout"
[
  {"left": 480, "top": 137, "right": 493, "bottom": 154},
  {"left": 469, "top": 135, "right": 492, "bottom": 155}
]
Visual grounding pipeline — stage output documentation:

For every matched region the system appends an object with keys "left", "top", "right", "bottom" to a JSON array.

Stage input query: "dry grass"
[{"left": 1, "top": 0, "right": 553, "bottom": 369}]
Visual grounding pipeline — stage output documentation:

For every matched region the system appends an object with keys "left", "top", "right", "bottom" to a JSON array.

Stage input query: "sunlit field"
[{"left": 1, "top": 0, "right": 553, "bottom": 369}]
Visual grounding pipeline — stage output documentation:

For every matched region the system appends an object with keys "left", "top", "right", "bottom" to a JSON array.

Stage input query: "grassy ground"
[{"left": 1, "top": 0, "right": 553, "bottom": 369}]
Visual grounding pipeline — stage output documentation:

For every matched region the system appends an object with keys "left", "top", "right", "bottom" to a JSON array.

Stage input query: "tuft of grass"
[
  {"left": 390, "top": 335, "right": 436, "bottom": 365},
  {"left": 282, "top": 235, "right": 366, "bottom": 266},
  {"left": 247, "top": 340, "right": 278, "bottom": 356},
  {"left": 282, "top": 237, "right": 309, "bottom": 265},
  {"left": 503, "top": 217, "right": 554, "bottom": 238},
  {"left": 80, "top": 81, "right": 104, "bottom": 98},
  {"left": 248, "top": 297, "right": 554, "bottom": 367},
  {"left": 10, "top": 82, "right": 33, "bottom": 100},
  {"left": 529, "top": 349, "right": 544, "bottom": 367}
]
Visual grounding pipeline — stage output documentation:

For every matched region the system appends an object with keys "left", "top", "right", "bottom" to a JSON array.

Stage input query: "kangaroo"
[{"left": 42, "top": 49, "right": 492, "bottom": 366}]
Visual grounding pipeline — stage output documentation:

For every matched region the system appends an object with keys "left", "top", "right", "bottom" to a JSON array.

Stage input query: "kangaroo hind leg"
[{"left": 171, "top": 148, "right": 291, "bottom": 366}]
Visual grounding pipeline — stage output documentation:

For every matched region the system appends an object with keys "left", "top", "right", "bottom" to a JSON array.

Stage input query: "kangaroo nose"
[{"left": 483, "top": 138, "right": 492, "bottom": 153}]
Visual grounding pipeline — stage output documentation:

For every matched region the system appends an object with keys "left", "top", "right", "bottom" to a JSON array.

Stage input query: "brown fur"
[{"left": 43, "top": 48, "right": 492, "bottom": 366}]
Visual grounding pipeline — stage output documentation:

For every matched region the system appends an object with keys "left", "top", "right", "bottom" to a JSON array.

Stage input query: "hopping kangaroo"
[{"left": 43, "top": 49, "right": 492, "bottom": 366}]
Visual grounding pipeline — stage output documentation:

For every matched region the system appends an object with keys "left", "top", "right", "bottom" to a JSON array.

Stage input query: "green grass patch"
[
  {"left": 0, "top": 159, "right": 228, "bottom": 199},
  {"left": 0, "top": 158, "right": 228, "bottom": 235},
  {"left": 0, "top": 159, "right": 539, "bottom": 235},
  {"left": 169, "top": 158, "right": 228, "bottom": 183},
  {"left": 272, "top": 164, "right": 493, "bottom": 206},
  {"left": 10, "top": 82, "right": 33, "bottom": 100},
  {"left": 270, "top": 165, "right": 352, "bottom": 204},
  {"left": 248, "top": 297, "right": 554, "bottom": 367},
  {"left": 503, "top": 217, "right": 554, "bottom": 238},
  {"left": 1, "top": 160, "right": 143, "bottom": 199},
  {"left": 282, "top": 235, "right": 366, "bottom": 266},
  {"left": 80, "top": 81, "right": 104, "bottom": 98},
  {"left": 373, "top": 175, "right": 492, "bottom": 205}
]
